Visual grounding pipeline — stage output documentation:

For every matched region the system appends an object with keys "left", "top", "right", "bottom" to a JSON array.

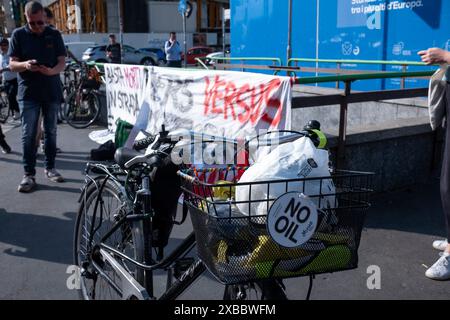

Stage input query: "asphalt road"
[{"left": 0, "top": 123, "right": 449, "bottom": 300}]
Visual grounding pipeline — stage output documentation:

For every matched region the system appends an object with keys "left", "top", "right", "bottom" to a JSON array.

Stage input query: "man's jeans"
[{"left": 19, "top": 101, "right": 59, "bottom": 176}]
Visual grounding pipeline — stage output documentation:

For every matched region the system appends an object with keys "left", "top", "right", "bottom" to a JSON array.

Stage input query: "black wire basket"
[{"left": 180, "top": 168, "right": 374, "bottom": 285}]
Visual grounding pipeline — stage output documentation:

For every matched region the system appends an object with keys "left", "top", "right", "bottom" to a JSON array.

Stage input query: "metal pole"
[
  {"left": 183, "top": 13, "right": 187, "bottom": 68},
  {"left": 75, "top": 0, "right": 81, "bottom": 34},
  {"left": 222, "top": 7, "right": 225, "bottom": 55},
  {"left": 286, "top": 0, "right": 292, "bottom": 67},
  {"left": 315, "top": 0, "right": 320, "bottom": 80},
  {"left": 118, "top": 0, "right": 124, "bottom": 64}
]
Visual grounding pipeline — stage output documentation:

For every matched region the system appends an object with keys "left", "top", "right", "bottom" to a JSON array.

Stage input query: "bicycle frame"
[{"left": 80, "top": 163, "right": 207, "bottom": 300}]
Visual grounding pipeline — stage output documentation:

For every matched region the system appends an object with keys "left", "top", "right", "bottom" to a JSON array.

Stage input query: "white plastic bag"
[{"left": 235, "top": 137, "right": 335, "bottom": 216}]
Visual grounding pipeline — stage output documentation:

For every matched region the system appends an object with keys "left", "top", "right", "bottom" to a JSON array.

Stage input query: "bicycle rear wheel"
[
  {"left": 65, "top": 90, "right": 100, "bottom": 128},
  {"left": 0, "top": 98, "right": 9, "bottom": 123},
  {"left": 74, "top": 178, "right": 146, "bottom": 300}
]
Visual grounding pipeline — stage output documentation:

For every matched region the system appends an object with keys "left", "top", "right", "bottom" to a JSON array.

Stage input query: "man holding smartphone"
[{"left": 8, "top": 1, "right": 66, "bottom": 192}]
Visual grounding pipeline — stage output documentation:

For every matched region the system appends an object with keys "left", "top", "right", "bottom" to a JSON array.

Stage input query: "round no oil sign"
[{"left": 267, "top": 192, "right": 318, "bottom": 248}]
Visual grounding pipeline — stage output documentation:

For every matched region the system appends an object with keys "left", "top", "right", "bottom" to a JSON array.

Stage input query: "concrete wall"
[
  {"left": 291, "top": 85, "right": 429, "bottom": 135},
  {"left": 148, "top": 1, "right": 197, "bottom": 33},
  {"left": 325, "top": 118, "right": 440, "bottom": 192}
]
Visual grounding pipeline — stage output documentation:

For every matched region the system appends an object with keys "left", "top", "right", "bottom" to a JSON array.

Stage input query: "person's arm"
[
  {"left": 7, "top": 30, "right": 39, "bottom": 73},
  {"left": 9, "top": 56, "right": 41, "bottom": 73},
  {"left": 418, "top": 48, "right": 450, "bottom": 65},
  {"left": 106, "top": 45, "right": 112, "bottom": 58},
  {"left": 165, "top": 41, "right": 175, "bottom": 55}
]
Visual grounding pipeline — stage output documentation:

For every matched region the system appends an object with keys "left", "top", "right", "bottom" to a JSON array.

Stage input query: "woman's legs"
[
  {"left": 442, "top": 83, "right": 450, "bottom": 253},
  {"left": 426, "top": 83, "right": 450, "bottom": 280}
]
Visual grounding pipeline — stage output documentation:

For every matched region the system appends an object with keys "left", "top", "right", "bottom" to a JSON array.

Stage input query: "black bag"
[
  {"left": 150, "top": 157, "right": 182, "bottom": 248},
  {"left": 90, "top": 140, "right": 116, "bottom": 161}
]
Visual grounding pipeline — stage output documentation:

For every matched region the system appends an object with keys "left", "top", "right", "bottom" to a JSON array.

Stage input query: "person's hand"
[
  {"left": 25, "top": 59, "right": 41, "bottom": 72},
  {"left": 418, "top": 48, "right": 450, "bottom": 65},
  {"left": 38, "top": 65, "right": 55, "bottom": 76}
]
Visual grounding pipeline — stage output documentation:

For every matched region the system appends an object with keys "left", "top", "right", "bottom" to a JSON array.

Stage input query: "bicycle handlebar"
[{"left": 124, "top": 125, "right": 321, "bottom": 169}]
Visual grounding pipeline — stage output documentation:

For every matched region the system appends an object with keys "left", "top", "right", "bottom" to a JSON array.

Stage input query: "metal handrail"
[
  {"left": 209, "top": 56, "right": 282, "bottom": 66},
  {"left": 288, "top": 58, "right": 428, "bottom": 67},
  {"left": 294, "top": 70, "right": 435, "bottom": 85}
]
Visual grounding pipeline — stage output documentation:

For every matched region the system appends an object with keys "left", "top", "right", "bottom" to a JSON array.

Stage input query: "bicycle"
[
  {"left": 64, "top": 61, "right": 102, "bottom": 129},
  {"left": 0, "top": 85, "right": 11, "bottom": 123},
  {"left": 73, "top": 124, "right": 374, "bottom": 300}
]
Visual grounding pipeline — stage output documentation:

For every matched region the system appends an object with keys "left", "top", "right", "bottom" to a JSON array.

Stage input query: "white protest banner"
[
  {"left": 104, "top": 63, "right": 148, "bottom": 132},
  {"left": 142, "top": 67, "right": 292, "bottom": 139},
  {"left": 92, "top": 65, "right": 292, "bottom": 144}
]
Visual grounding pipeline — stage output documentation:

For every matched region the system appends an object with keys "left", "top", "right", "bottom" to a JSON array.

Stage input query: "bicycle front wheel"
[
  {"left": 65, "top": 90, "right": 100, "bottom": 129},
  {"left": 223, "top": 280, "right": 287, "bottom": 300},
  {"left": 74, "top": 178, "right": 146, "bottom": 300}
]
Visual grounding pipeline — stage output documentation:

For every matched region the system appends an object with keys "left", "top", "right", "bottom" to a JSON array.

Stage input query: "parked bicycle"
[
  {"left": 73, "top": 123, "right": 374, "bottom": 300},
  {"left": 0, "top": 85, "right": 11, "bottom": 123},
  {"left": 64, "top": 61, "right": 102, "bottom": 129}
]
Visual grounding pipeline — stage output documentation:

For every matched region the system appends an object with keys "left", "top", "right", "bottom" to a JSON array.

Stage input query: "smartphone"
[{"left": 30, "top": 60, "right": 45, "bottom": 67}]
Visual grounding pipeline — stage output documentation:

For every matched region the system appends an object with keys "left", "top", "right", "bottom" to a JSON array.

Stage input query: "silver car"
[{"left": 82, "top": 44, "right": 158, "bottom": 65}]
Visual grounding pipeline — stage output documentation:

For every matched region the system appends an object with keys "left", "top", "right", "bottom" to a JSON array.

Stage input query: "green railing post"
[
  {"left": 401, "top": 64, "right": 407, "bottom": 89},
  {"left": 336, "top": 62, "right": 341, "bottom": 89}
]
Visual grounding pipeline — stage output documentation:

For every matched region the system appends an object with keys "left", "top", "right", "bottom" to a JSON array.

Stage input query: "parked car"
[
  {"left": 182, "top": 46, "right": 215, "bottom": 65},
  {"left": 65, "top": 41, "right": 96, "bottom": 62},
  {"left": 205, "top": 50, "right": 230, "bottom": 65},
  {"left": 82, "top": 44, "right": 158, "bottom": 65},
  {"left": 138, "top": 47, "right": 166, "bottom": 66}
]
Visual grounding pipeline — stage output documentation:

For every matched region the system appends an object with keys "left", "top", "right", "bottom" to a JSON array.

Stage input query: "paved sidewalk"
[{"left": 0, "top": 124, "right": 449, "bottom": 299}]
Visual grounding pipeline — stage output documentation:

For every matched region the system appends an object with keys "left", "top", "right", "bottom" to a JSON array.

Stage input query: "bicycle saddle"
[{"left": 114, "top": 147, "right": 141, "bottom": 169}]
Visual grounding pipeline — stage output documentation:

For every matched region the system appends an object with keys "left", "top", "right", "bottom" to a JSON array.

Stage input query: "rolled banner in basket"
[{"left": 267, "top": 192, "right": 318, "bottom": 248}]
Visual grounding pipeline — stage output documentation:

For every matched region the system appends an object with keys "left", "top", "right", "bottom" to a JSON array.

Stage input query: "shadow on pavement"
[
  {"left": 0, "top": 209, "right": 76, "bottom": 265},
  {"left": 364, "top": 182, "right": 447, "bottom": 238}
]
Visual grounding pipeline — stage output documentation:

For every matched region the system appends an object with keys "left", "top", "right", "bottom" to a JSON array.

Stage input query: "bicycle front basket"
[{"left": 181, "top": 168, "right": 374, "bottom": 285}]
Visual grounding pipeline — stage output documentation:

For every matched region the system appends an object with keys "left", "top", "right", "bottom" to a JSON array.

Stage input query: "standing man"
[
  {"left": 165, "top": 32, "right": 182, "bottom": 68},
  {"left": 106, "top": 34, "right": 121, "bottom": 64},
  {"left": 0, "top": 38, "right": 20, "bottom": 120},
  {"left": 9, "top": 1, "right": 66, "bottom": 192}
]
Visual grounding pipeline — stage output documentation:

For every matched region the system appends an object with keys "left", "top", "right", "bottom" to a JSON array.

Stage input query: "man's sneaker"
[
  {"left": 425, "top": 252, "right": 450, "bottom": 280},
  {"left": 45, "top": 168, "right": 64, "bottom": 182},
  {"left": 433, "top": 240, "right": 449, "bottom": 251},
  {"left": 13, "top": 112, "right": 21, "bottom": 121},
  {"left": 0, "top": 140, "right": 11, "bottom": 154},
  {"left": 18, "top": 175, "right": 36, "bottom": 193}
]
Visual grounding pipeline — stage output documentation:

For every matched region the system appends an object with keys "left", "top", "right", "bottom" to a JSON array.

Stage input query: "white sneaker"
[
  {"left": 433, "top": 240, "right": 449, "bottom": 251},
  {"left": 425, "top": 252, "right": 450, "bottom": 280}
]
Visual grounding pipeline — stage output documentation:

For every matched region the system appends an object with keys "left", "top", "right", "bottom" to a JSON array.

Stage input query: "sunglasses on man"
[{"left": 28, "top": 21, "right": 45, "bottom": 27}]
